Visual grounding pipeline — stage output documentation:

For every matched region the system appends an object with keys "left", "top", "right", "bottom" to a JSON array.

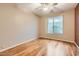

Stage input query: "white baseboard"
[
  {"left": 0, "top": 37, "right": 38, "bottom": 52},
  {"left": 74, "top": 42, "right": 79, "bottom": 49},
  {"left": 39, "top": 36, "right": 75, "bottom": 43}
]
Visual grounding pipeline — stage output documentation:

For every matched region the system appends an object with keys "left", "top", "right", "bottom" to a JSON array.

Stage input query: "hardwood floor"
[{"left": 0, "top": 39, "right": 78, "bottom": 56}]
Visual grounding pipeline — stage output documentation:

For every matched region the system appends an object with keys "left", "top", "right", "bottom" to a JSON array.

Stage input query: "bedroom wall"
[
  {"left": 39, "top": 9, "right": 75, "bottom": 42},
  {"left": 0, "top": 4, "right": 40, "bottom": 50}
]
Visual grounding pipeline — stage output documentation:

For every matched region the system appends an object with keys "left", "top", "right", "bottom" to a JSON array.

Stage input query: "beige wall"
[
  {"left": 39, "top": 9, "right": 75, "bottom": 42},
  {"left": 0, "top": 4, "right": 40, "bottom": 50}
]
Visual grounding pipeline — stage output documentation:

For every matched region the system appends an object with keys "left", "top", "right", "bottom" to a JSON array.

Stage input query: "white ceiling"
[{"left": 16, "top": 3, "right": 77, "bottom": 16}]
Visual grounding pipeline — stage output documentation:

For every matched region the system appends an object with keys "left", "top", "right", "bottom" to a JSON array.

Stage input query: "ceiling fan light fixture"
[
  {"left": 43, "top": 7, "right": 48, "bottom": 11},
  {"left": 40, "top": 3, "right": 58, "bottom": 12}
]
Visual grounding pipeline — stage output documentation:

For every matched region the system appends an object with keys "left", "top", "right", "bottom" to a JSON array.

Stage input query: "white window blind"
[{"left": 48, "top": 16, "right": 63, "bottom": 34}]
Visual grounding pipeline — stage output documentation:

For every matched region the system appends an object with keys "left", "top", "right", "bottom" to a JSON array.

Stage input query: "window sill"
[{"left": 47, "top": 33, "right": 63, "bottom": 35}]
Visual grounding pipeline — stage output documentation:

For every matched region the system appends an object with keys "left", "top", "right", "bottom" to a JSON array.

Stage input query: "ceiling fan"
[{"left": 35, "top": 3, "right": 58, "bottom": 11}]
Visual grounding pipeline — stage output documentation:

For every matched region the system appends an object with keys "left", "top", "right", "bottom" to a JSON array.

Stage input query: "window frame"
[{"left": 47, "top": 15, "right": 64, "bottom": 35}]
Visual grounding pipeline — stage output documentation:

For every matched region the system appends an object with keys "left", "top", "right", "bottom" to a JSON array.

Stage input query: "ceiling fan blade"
[{"left": 50, "top": 6, "right": 63, "bottom": 13}]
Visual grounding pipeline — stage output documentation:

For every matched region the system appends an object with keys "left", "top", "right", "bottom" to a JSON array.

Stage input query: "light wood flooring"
[{"left": 0, "top": 39, "right": 78, "bottom": 56}]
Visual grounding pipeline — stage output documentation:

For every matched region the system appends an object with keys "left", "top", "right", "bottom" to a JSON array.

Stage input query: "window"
[{"left": 48, "top": 16, "right": 63, "bottom": 34}]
